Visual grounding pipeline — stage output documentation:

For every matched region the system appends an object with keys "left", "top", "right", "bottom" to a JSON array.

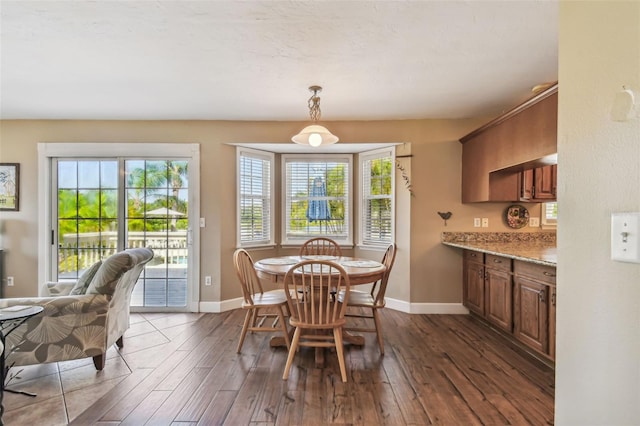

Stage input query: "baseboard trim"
[
  {"left": 410, "top": 302, "right": 469, "bottom": 314},
  {"left": 200, "top": 297, "right": 468, "bottom": 315},
  {"left": 385, "top": 297, "right": 469, "bottom": 314},
  {"left": 199, "top": 298, "right": 242, "bottom": 313}
]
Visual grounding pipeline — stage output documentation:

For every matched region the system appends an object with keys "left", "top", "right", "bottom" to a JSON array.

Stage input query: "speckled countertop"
[{"left": 441, "top": 232, "right": 557, "bottom": 267}]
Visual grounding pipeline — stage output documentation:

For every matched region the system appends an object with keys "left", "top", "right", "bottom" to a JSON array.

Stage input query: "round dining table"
[
  {"left": 254, "top": 255, "right": 386, "bottom": 367},
  {"left": 254, "top": 255, "right": 386, "bottom": 285}
]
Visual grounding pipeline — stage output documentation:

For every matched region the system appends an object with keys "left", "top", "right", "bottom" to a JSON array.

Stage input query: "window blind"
[
  {"left": 361, "top": 148, "right": 394, "bottom": 246},
  {"left": 282, "top": 155, "right": 351, "bottom": 244},
  {"left": 238, "top": 148, "right": 274, "bottom": 246},
  {"left": 543, "top": 202, "right": 558, "bottom": 224}
]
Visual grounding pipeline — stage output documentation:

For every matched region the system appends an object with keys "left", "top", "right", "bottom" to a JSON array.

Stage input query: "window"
[
  {"left": 237, "top": 148, "right": 275, "bottom": 247},
  {"left": 360, "top": 147, "right": 395, "bottom": 246},
  {"left": 282, "top": 154, "right": 352, "bottom": 245},
  {"left": 542, "top": 202, "right": 557, "bottom": 227}
]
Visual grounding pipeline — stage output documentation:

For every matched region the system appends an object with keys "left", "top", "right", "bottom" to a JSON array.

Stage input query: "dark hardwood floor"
[{"left": 3, "top": 309, "right": 554, "bottom": 425}]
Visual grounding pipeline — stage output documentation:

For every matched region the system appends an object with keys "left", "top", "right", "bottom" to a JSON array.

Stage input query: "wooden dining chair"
[
  {"left": 233, "top": 248, "right": 291, "bottom": 353},
  {"left": 282, "top": 260, "right": 351, "bottom": 382},
  {"left": 299, "top": 237, "right": 342, "bottom": 257},
  {"left": 338, "top": 243, "right": 396, "bottom": 355}
]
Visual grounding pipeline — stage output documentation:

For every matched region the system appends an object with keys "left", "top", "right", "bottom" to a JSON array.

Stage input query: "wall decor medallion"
[{"left": 505, "top": 204, "right": 529, "bottom": 229}]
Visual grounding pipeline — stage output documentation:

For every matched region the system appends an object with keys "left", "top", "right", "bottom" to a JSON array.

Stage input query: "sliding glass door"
[{"left": 52, "top": 153, "right": 195, "bottom": 311}]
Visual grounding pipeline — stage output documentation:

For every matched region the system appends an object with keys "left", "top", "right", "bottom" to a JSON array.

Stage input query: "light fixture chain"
[{"left": 308, "top": 93, "right": 321, "bottom": 122}]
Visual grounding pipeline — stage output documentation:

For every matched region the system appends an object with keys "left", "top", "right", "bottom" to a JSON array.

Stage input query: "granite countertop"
[{"left": 441, "top": 232, "right": 557, "bottom": 267}]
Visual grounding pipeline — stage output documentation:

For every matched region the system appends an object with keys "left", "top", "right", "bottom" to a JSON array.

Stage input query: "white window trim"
[
  {"left": 236, "top": 147, "right": 275, "bottom": 248},
  {"left": 358, "top": 146, "right": 396, "bottom": 248},
  {"left": 37, "top": 143, "right": 201, "bottom": 312},
  {"left": 281, "top": 153, "right": 353, "bottom": 246}
]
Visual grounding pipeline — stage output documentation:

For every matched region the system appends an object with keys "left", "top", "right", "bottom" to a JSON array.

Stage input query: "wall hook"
[{"left": 438, "top": 211, "right": 452, "bottom": 226}]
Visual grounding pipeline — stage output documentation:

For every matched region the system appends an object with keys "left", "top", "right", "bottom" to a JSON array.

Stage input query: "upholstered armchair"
[{"left": 0, "top": 247, "right": 153, "bottom": 370}]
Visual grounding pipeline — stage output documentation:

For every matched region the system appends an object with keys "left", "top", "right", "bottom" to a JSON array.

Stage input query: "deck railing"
[{"left": 59, "top": 231, "right": 188, "bottom": 273}]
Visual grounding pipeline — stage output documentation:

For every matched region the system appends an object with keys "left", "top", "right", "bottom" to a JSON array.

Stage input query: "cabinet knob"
[
  {"left": 543, "top": 271, "right": 556, "bottom": 278},
  {"left": 493, "top": 258, "right": 502, "bottom": 263},
  {"left": 538, "top": 289, "right": 546, "bottom": 303}
]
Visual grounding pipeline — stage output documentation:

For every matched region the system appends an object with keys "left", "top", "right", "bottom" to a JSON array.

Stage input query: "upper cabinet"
[
  {"left": 520, "top": 164, "right": 557, "bottom": 202},
  {"left": 460, "top": 83, "right": 558, "bottom": 203}
]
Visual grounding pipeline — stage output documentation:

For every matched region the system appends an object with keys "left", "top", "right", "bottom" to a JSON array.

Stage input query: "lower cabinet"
[
  {"left": 513, "top": 260, "right": 556, "bottom": 360},
  {"left": 513, "top": 276, "right": 549, "bottom": 354},
  {"left": 463, "top": 250, "right": 556, "bottom": 362},
  {"left": 484, "top": 254, "right": 513, "bottom": 333},
  {"left": 463, "top": 251, "right": 485, "bottom": 316}
]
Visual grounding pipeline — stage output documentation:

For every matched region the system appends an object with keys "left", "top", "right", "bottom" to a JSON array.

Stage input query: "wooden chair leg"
[
  {"left": 116, "top": 336, "right": 124, "bottom": 349},
  {"left": 372, "top": 309, "right": 384, "bottom": 355},
  {"left": 283, "top": 327, "right": 301, "bottom": 380},
  {"left": 236, "top": 309, "right": 253, "bottom": 353},
  {"left": 277, "top": 306, "right": 291, "bottom": 350},
  {"left": 333, "top": 327, "right": 347, "bottom": 382},
  {"left": 92, "top": 353, "right": 105, "bottom": 371}
]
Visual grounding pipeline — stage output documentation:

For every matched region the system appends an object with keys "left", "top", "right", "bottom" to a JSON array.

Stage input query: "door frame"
[{"left": 37, "top": 143, "right": 201, "bottom": 312}]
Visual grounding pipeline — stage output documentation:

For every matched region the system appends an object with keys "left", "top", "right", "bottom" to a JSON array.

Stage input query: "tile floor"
[{"left": 2, "top": 312, "right": 204, "bottom": 425}]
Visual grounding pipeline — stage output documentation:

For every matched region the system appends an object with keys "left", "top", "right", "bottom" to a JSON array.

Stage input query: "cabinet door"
[
  {"left": 513, "top": 276, "right": 548, "bottom": 354},
  {"left": 464, "top": 260, "right": 485, "bottom": 316},
  {"left": 520, "top": 169, "right": 534, "bottom": 201},
  {"left": 485, "top": 267, "right": 513, "bottom": 332},
  {"left": 534, "top": 164, "right": 557, "bottom": 200},
  {"left": 548, "top": 287, "right": 556, "bottom": 359}
]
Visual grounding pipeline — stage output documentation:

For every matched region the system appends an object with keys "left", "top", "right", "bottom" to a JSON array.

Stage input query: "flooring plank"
[{"left": 196, "top": 390, "right": 237, "bottom": 425}]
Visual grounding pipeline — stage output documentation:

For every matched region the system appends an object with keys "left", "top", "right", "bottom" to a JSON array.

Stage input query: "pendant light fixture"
[{"left": 291, "top": 85, "right": 339, "bottom": 147}]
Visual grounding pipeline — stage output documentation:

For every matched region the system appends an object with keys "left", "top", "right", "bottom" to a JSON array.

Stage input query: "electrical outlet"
[
  {"left": 481, "top": 218, "right": 489, "bottom": 228},
  {"left": 200, "top": 217, "right": 206, "bottom": 227},
  {"left": 529, "top": 217, "right": 540, "bottom": 227},
  {"left": 205, "top": 276, "right": 212, "bottom": 286},
  {"left": 473, "top": 218, "right": 481, "bottom": 227},
  {"left": 6, "top": 276, "right": 14, "bottom": 286}
]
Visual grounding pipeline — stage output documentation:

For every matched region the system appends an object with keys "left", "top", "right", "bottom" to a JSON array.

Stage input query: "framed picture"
[{"left": 0, "top": 163, "right": 20, "bottom": 211}]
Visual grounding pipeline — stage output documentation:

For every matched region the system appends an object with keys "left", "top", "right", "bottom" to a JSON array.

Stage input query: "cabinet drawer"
[
  {"left": 514, "top": 260, "right": 556, "bottom": 285},
  {"left": 464, "top": 250, "right": 484, "bottom": 263},
  {"left": 485, "top": 254, "right": 512, "bottom": 272}
]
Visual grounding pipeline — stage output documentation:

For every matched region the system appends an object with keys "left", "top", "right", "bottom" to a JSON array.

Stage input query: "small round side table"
[{"left": 0, "top": 305, "right": 44, "bottom": 425}]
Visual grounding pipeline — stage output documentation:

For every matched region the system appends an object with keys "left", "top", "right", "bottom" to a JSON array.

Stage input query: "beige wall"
[
  {"left": 556, "top": 2, "right": 640, "bottom": 424},
  {"left": 0, "top": 117, "right": 544, "bottom": 307}
]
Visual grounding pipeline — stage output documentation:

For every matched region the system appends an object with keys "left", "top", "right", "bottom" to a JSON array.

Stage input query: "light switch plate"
[
  {"left": 611, "top": 212, "right": 640, "bottom": 263},
  {"left": 529, "top": 217, "right": 540, "bottom": 227}
]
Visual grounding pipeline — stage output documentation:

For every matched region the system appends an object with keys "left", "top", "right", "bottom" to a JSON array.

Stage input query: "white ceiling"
[{"left": 0, "top": 1, "right": 558, "bottom": 121}]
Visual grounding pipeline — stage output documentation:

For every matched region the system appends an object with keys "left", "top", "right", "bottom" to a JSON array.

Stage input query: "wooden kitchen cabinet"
[
  {"left": 460, "top": 83, "right": 558, "bottom": 203},
  {"left": 484, "top": 254, "right": 513, "bottom": 333},
  {"left": 513, "top": 260, "right": 556, "bottom": 359},
  {"left": 463, "top": 250, "right": 485, "bottom": 316},
  {"left": 463, "top": 251, "right": 513, "bottom": 333},
  {"left": 520, "top": 164, "right": 557, "bottom": 201},
  {"left": 549, "top": 287, "right": 556, "bottom": 359},
  {"left": 462, "top": 250, "right": 557, "bottom": 362},
  {"left": 513, "top": 276, "right": 548, "bottom": 354}
]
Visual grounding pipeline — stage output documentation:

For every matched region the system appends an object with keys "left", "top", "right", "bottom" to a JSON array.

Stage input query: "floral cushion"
[{"left": 69, "top": 260, "right": 102, "bottom": 295}]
